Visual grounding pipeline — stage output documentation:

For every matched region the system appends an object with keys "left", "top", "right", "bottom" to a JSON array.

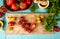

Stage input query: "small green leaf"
[{"left": 30, "top": 4, "right": 39, "bottom": 13}]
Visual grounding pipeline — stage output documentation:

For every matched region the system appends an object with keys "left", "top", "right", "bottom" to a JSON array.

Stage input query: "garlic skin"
[
  {"left": 40, "top": 1, "right": 48, "bottom": 5},
  {"left": 38, "top": 0, "right": 49, "bottom": 9},
  {"left": 34, "top": 0, "right": 49, "bottom": 8},
  {"left": 34, "top": 0, "right": 39, "bottom": 3}
]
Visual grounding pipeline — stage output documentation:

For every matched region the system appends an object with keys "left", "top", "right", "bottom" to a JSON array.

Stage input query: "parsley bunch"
[{"left": 44, "top": 0, "right": 60, "bottom": 32}]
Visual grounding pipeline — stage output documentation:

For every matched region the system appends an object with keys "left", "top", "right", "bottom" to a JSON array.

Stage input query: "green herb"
[
  {"left": 56, "top": 18, "right": 60, "bottom": 22},
  {"left": 43, "top": 0, "right": 60, "bottom": 32},
  {"left": 47, "top": 0, "right": 60, "bottom": 13},
  {"left": 44, "top": 14, "right": 60, "bottom": 32},
  {"left": 30, "top": 4, "right": 39, "bottom": 13}
]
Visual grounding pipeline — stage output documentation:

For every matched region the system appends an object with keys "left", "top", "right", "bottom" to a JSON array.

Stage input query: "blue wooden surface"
[{"left": 0, "top": 0, "right": 60, "bottom": 39}]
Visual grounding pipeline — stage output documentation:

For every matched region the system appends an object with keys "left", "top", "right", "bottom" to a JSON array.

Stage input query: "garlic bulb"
[{"left": 38, "top": 0, "right": 49, "bottom": 9}]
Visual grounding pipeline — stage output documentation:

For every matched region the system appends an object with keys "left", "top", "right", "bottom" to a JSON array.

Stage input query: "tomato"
[
  {"left": 24, "top": 23, "right": 31, "bottom": 28},
  {"left": 30, "top": 23, "right": 36, "bottom": 30},
  {"left": 59, "top": 28, "right": 60, "bottom": 31},
  {"left": 20, "top": 16, "right": 25, "bottom": 21},
  {"left": 0, "top": 13, "right": 3, "bottom": 18},
  {"left": 6, "top": 0, "right": 16, "bottom": 6},
  {"left": 0, "top": 6, "right": 7, "bottom": 12},
  {"left": 22, "top": 21, "right": 27, "bottom": 24},
  {"left": 59, "top": 28, "right": 60, "bottom": 30},
  {"left": 25, "top": 28, "right": 33, "bottom": 33},
  {"left": 19, "top": 16, "right": 27, "bottom": 25},
  {"left": 11, "top": 3, "right": 19, "bottom": 10},
  {"left": 8, "top": 22, "right": 15, "bottom": 26},
  {"left": 19, "top": 20, "right": 27, "bottom": 25},
  {"left": 21, "top": 25, "right": 25, "bottom": 28},
  {"left": 19, "top": 2, "right": 27, "bottom": 10},
  {"left": 26, "top": 0, "right": 31, "bottom": 5},
  {"left": 27, "top": 29, "right": 32, "bottom": 33},
  {"left": 18, "top": 21, "right": 22, "bottom": 25},
  {"left": 23, "top": 23, "right": 36, "bottom": 33},
  {"left": 53, "top": 26, "right": 60, "bottom": 32}
]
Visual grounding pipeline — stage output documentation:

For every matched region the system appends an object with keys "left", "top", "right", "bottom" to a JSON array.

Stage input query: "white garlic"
[{"left": 38, "top": 0, "right": 49, "bottom": 9}]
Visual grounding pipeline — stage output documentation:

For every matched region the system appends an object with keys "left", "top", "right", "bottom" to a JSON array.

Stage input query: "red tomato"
[
  {"left": 19, "top": 2, "right": 27, "bottom": 10},
  {"left": 21, "top": 25, "right": 25, "bottom": 28},
  {"left": 20, "top": 16, "right": 25, "bottom": 21},
  {"left": 21, "top": 21, "right": 27, "bottom": 24},
  {"left": 26, "top": 0, "right": 31, "bottom": 5},
  {"left": 19, "top": 20, "right": 27, "bottom": 25},
  {"left": 0, "top": 6, "right": 7, "bottom": 12},
  {"left": 30, "top": 23, "right": 36, "bottom": 30},
  {"left": 59, "top": 28, "right": 60, "bottom": 30},
  {"left": 25, "top": 28, "right": 33, "bottom": 33},
  {"left": 24, "top": 23, "right": 31, "bottom": 28},
  {"left": 11, "top": 3, "right": 19, "bottom": 10},
  {"left": 0, "top": 12, "right": 3, "bottom": 18},
  {"left": 18, "top": 21, "right": 22, "bottom": 25},
  {"left": 6, "top": 0, "right": 16, "bottom": 6},
  {"left": 53, "top": 26, "right": 60, "bottom": 32},
  {"left": 8, "top": 22, "right": 15, "bottom": 26},
  {"left": 27, "top": 29, "right": 32, "bottom": 33}
]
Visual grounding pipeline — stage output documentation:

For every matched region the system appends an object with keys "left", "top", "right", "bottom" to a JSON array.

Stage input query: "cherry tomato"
[
  {"left": 24, "top": 23, "right": 31, "bottom": 28},
  {"left": 18, "top": 21, "right": 22, "bottom": 25},
  {"left": 59, "top": 28, "right": 60, "bottom": 30},
  {"left": 25, "top": 28, "right": 33, "bottom": 33},
  {"left": 20, "top": 16, "right": 25, "bottom": 21},
  {"left": 30, "top": 23, "right": 36, "bottom": 30},
  {"left": 21, "top": 21, "right": 27, "bottom": 24},
  {"left": 0, "top": 12, "right": 3, "bottom": 18},
  {"left": 53, "top": 26, "right": 60, "bottom": 32},
  {"left": 26, "top": 0, "right": 31, "bottom": 5},
  {"left": 6, "top": 0, "right": 16, "bottom": 6},
  {"left": 0, "top": 6, "right": 7, "bottom": 12},
  {"left": 19, "top": 20, "right": 27, "bottom": 25},
  {"left": 27, "top": 29, "right": 32, "bottom": 33},
  {"left": 19, "top": 2, "right": 27, "bottom": 10},
  {"left": 11, "top": 3, "right": 19, "bottom": 10},
  {"left": 8, "top": 22, "right": 15, "bottom": 26},
  {"left": 21, "top": 25, "right": 25, "bottom": 28}
]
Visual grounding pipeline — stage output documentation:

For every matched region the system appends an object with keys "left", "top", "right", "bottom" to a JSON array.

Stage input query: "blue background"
[{"left": 0, "top": 0, "right": 60, "bottom": 39}]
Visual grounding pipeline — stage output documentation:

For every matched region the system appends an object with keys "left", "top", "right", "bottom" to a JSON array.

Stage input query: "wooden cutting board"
[{"left": 5, "top": 13, "right": 53, "bottom": 34}]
